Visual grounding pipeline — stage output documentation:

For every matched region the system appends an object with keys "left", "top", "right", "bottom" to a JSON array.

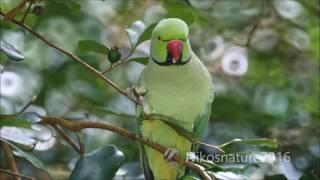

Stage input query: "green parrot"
[{"left": 136, "top": 18, "right": 214, "bottom": 180}]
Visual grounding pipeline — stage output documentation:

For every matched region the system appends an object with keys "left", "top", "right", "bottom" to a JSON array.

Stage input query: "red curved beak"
[{"left": 167, "top": 40, "right": 183, "bottom": 63}]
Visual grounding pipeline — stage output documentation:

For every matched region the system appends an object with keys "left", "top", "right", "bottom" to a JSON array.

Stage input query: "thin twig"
[
  {"left": 233, "top": 0, "right": 266, "bottom": 46},
  {"left": 0, "top": 95, "right": 37, "bottom": 118},
  {"left": 40, "top": 116, "right": 213, "bottom": 180},
  {"left": 144, "top": 114, "right": 225, "bottom": 153},
  {"left": 18, "top": 95, "right": 37, "bottom": 114},
  {"left": 52, "top": 124, "right": 82, "bottom": 155},
  {"left": 20, "top": 0, "right": 33, "bottom": 23},
  {"left": 0, "top": 11, "right": 138, "bottom": 104},
  {"left": 1, "top": 142, "right": 21, "bottom": 180},
  {"left": 0, "top": 169, "right": 36, "bottom": 180},
  {"left": 100, "top": 50, "right": 135, "bottom": 74},
  {"left": 3, "top": 0, "right": 29, "bottom": 21},
  {"left": 76, "top": 132, "right": 85, "bottom": 155},
  {"left": 187, "top": 0, "right": 266, "bottom": 47},
  {"left": 232, "top": 18, "right": 263, "bottom": 46}
]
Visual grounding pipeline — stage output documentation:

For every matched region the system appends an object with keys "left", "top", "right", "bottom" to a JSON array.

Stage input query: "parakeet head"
[{"left": 150, "top": 18, "right": 191, "bottom": 66}]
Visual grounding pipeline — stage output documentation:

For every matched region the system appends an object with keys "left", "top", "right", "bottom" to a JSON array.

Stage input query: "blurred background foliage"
[{"left": 0, "top": 0, "right": 319, "bottom": 180}]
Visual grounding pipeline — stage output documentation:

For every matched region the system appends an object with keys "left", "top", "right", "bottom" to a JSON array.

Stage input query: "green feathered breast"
[{"left": 137, "top": 18, "right": 214, "bottom": 180}]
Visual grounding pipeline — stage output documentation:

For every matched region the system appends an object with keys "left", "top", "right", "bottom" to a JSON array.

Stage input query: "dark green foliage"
[
  {"left": 56, "top": 0, "right": 81, "bottom": 11},
  {"left": 135, "top": 23, "right": 157, "bottom": 47},
  {"left": 127, "top": 57, "right": 149, "bottom": 65},
  {"left": 0, "top": 116, "right": 32, "bottom": 129},
  {"left": 126, "top": 22, "right": 157, "bottom": 49},
  {"left": 265, "top": 174, "right": 288, "bottom": 180},
  {"left": 0, "top": 0, "right": 318, "bottom": 179},
  {"left": 69, "top": 145, "right": 125, "bottom": 180},
  {"left": 300, "top": 172, "right": 319, "bottom": 180},
  {"left": 218, "top": 138, "right": 278, "bottom": 149},
  {"left": 0, "top": 138, "right": 47, "bottom": 171},
  {"left": 77, "top": 40, "right": 110, "bottom": 55}
]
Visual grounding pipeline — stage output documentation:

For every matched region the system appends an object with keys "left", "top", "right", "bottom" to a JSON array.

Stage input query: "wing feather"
[{"left": 139, "top": 142, "right": 154, "bottom": 180}]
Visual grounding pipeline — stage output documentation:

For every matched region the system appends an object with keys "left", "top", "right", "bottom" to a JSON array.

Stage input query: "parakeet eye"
[{"left": 158, "top": 36, "right": 168, "bottom": 41}]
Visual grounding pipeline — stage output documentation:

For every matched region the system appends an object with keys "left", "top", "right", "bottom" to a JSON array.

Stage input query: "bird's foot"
[
  {"left": 164, "top": 147, "right": 179, "bottom": 162},
  {"left": 126, "top": 85, "right": 147, "bottom": 101},
  {"left": 126, "top": 85, "right": 152, "bottom": 115}
]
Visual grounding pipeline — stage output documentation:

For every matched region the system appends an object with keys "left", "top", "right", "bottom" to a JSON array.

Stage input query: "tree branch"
[
  {"left": 0, "top": 95, "right": 36, "bottom": 118},
  {"left": 3, "top": 0, "right": 29, "bottom": 21},
  {"left": 40, "top": 116, "right": 213, "bottom": 180},
  {"left": 0, "top": 11, "right": 138, "bottom": 104},
  {"left": 20, "top": 0, "right": 33, "bottom": 23},
  {"left": 1, "top": 142, "right": 21, "bottom": 180},
  {"left": 18, "top": 95, "right": 37, "bottom": 114},
  {"left": 232, "top": 0, "right": 266, "bottom": 46},
  {"left": 0, "top": 169, "right": 36, "bottom": 180},
  {"left": 52, "top": 124, "right": 83, "bottom": 156},
  {"left": 76, "top": 132, "right": 85, "bottom": 155}
]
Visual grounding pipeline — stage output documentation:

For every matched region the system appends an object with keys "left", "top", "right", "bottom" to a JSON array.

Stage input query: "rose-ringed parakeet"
[{"left": 136, "top": 18, "right": 214, "bottom": 180}]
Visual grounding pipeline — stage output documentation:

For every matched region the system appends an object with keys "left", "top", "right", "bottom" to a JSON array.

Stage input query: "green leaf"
[
  {"left": 107, "top": 47, "right": 121, "bottom": 63},
  {"left": 212, "top": 171, "right": 244, "bottom": 180},
  {"left": 265, "top": 174, "right": 288, "bottom": 180},
  {"left": 0, "top": 39, "right": 24, "bottom": 61},
  {"left": 128, "top": 57, "right": 149, "bottom": 65},
  {"left": 0, "top": 116, "right": 32, "bottom": 129},
  {"left": 77, "top": 40, "right": 110, "bottom": 55},
  {"left": 197, "top": 160, "right": 222, "bottom": 172},
  {"left": 0, "top": 138, "right": 48, "bottom": 171},
  {"left": 93, "top": 107, "right": 136, "bottom": 118},
  {"left": 62, "top": 0, "right": 81, "bottom": 11},
  {"left": 70, "top": 145, "right": 125, "bottom": 180},
  {"left": 126, "top": 21, "right": 157, "bottom": 49},
  {"left": 176, "top": 10, "right": 195, "bottom": 25},
  {"left": 299, "top": 172, "right": 319, "bottom": 180},
  {"left": 163, "top": 1, "right": 195, "bottom": 25},
  {"left": 218, "top": 138, "right": 278, "bottom": 149},
  {"left": 136, "top": 23, "right": 157, "bottom": 46},
  {"left": 179, "top": 175, "right": 201, "bottom": 180}
]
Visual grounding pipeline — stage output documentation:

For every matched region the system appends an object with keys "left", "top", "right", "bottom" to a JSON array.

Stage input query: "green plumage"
[{"left": 137, "top": 18, "right": 214, "bottom": 180}]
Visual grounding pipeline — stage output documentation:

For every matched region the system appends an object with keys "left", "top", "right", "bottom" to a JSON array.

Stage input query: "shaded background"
[{"left": 0, "top": 0, "right": 319, "bottom": 179}]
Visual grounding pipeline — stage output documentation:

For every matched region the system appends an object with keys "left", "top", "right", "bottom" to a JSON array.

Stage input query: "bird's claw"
[
  {"left": 126, "top": 85, "right": 147, "bottom": 101},
  {"left": 164, "top": 147, "right": 179, "bottom": 162},
  {"left": 126, "top": 85, "right": 137, "bottom": 101},
  {"left": 126, "top": 85, "right": 152, "bottom": 114}
]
